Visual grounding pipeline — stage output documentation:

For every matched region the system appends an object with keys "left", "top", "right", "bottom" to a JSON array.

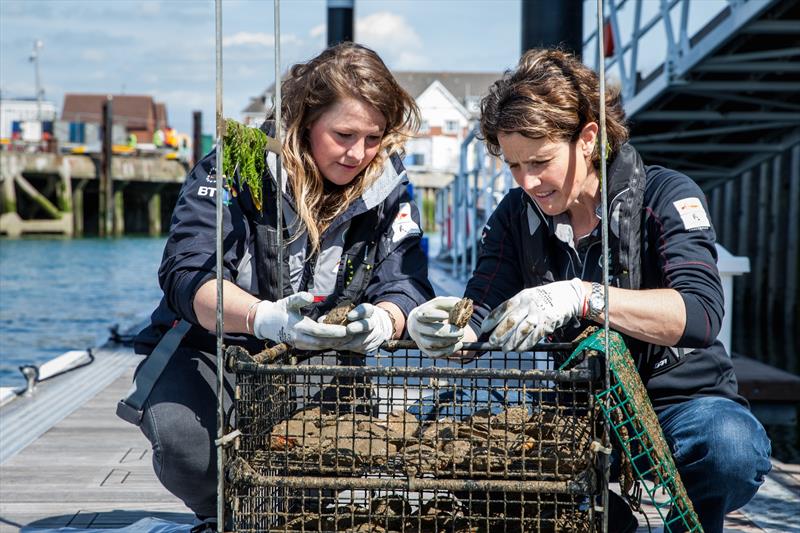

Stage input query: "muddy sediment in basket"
[
  {"left": 256, "top": 404, "right": 593, "bottom": 479},
  {"left": 275, "top": 492, "right": 591, "bottom": 532}
]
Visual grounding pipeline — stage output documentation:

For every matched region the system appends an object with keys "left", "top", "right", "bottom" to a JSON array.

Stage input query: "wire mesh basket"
[
  {"left": 225, "top": 341, "right": 606, "bottom": 532},
  {"left": 561, "top": 330, "right": 703, "bottom": 533}
]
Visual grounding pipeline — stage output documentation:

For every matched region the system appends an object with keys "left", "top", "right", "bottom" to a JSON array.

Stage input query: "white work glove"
[
  {"left": 252, "top": 292, "right": 349, "bottom": 350},
  {"left": 480, "top": 279, "right": 586, "bottom": 353},
  {"left": 333, "top": 303, "right": 394, "bottom": 354},
  {"left": 407, "top": 296, "right": 466, "bottom": 358}
]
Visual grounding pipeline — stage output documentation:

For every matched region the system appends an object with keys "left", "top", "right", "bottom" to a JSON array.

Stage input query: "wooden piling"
[
  {"left": 113, "top": 185, "right": 125, "bottom": 237},
  {"left": 99, "top": 96, "right": 114, "bottom": 237},
  {"left": 192, "top": 111, "right": 203, "bottom": 167},
  {"left": 72, "top": 179, "right": 87, "bottom": 237},
  {"left": 147, "top": 187, "right": 162, "bottom": 237}
]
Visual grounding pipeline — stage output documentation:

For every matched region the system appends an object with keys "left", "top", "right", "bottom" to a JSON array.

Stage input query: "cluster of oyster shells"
[{"left": 260, "top": 404, "right": 591, "bottom": 479}]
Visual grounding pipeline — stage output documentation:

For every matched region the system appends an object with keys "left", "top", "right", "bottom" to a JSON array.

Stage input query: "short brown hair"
[{"left": 479, "top": 48, "right": 628, "bottom": 165}]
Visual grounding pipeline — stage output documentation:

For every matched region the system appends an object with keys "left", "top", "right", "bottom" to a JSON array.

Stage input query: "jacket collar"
[{"left": 264, "top": 147, "right": 404, "bottom": 239}]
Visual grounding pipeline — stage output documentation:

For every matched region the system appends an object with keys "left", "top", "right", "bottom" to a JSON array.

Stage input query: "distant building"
[
  {"left": 241, "top": 71, "right": 501, "bottom": 188},
  {"left": 393, "top": 72, "right": 500, "bottom": 188},
  {"left": 61, "top": 94, "right": 169, "bottom": 144},
  {"left": 0, "top": 98, "right": 58, "bottom": 140},
  {"left": 241, "top": 92, "right": 269, "bottom": 126}
]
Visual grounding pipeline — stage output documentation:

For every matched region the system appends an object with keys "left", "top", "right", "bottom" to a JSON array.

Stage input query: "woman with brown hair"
[
  {"left": 407, "top": 48, "right": 770, "bottom": 532},
  {"left": 129, "top": 43, "right": 434, "bottom": 526}
]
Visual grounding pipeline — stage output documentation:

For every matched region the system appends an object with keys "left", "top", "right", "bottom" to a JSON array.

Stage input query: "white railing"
[{"left": 435, "top": 127, "right": 513, "bottom": 281}]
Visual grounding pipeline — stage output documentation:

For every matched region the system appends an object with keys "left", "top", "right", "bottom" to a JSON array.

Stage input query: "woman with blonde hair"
[
  {"left": 129, "top": 42, "right": 434, "bottom": 526},
  {"left": 407, "top": 48, "right": 770, "bottom": 532}
]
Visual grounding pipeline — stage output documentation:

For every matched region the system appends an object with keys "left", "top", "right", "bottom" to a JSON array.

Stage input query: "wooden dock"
[{"left": 0, "top": 349, "right": 193, "bottom": 532}]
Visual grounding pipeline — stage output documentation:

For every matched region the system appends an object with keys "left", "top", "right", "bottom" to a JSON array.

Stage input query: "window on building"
[
  {"left": 404, "top": 153, "right": 425, "bottom": 167},
  {"left": 444, "top": 120, "right": 459, "bottom": 133},
  {"left": 419, "top": 120, "right": 430, "bottom": 133}
]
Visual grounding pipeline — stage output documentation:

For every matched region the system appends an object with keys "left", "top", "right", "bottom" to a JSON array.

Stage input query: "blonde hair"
[
  {"left": 479, "top": 48, "right": 628, "bottom": 165},
  {"left": 269, "top": 43, "right": 419, "bottom": 254}
]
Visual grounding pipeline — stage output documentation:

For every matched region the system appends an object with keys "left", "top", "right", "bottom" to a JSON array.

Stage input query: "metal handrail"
[{"left": 435, "top": 127, "right": 512, "bottom": 281}]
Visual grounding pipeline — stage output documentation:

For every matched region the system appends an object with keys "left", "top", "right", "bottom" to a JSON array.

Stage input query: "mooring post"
[
  {"left": 192, "top": 111, "right": 202, "bottom": 167},
  {"left": 57, "top": 158, "right": 74, "bottom": 237},
  {"left": 113, "top": 183, "right": 125, "bottom": 236},
  {"left": 99, "top": 96, "right": 114, "bottom": 237},
  {"left": 72, "top": 179, "right": 87, "bottom": 237},
  {"left": 147, "top": 185, "right": 162, "bottom": 236}
]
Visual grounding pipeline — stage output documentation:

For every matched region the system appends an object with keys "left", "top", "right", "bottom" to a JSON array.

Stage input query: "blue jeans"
[{"left": 657, "top": 396, "right": 772, "bottom": 533}]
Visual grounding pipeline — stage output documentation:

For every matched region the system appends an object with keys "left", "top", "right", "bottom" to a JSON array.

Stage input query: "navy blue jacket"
[
  {"left": 465, "top": 163, "right": 745, "bottom": 413},
  {"left": 136, "top": 151, "right": 434, "bottom": 355}
]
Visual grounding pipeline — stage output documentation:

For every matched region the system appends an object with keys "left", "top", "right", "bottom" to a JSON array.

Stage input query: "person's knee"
[
  {"left": 700, "top": 405, "right": 771, "bottom": 507},
  {"left": 143, "top": 401, "right": 217, "bottom": 514}
]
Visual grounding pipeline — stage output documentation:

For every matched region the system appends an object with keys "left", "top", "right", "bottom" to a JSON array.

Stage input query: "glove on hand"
[
  {"left": 407, "top": 296, "right": 466, "bottom": 358},
  {"left": 252, "top": 292, "right": 349, "bottom": 350},
  {"left": 332, "top": 303, "right": 394, "bottom": 354},
  {"left": 480, "top": 279, "right": 586, "bottom": 353}
]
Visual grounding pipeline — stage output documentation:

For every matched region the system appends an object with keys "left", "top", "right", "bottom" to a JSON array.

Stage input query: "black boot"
[{"left": 608, "top": 490, "right": 639, "bottom": 533}]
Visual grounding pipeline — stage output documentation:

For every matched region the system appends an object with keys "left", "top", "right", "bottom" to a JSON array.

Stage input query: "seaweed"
[{"left": 221, "top": 118, "right": 269, "bottom": 210}]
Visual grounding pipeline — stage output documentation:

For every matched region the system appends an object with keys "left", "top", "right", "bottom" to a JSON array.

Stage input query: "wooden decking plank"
[{"left": 0, "top": 363, "right": 193, "bottom": 532}]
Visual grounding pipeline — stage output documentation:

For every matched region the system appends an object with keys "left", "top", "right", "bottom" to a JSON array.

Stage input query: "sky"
[
  {"left": 0, "top": 0, "right": 524, "bottom": 134},
  {"left": 0, "top": 0, "right": 730, "bottom": 135}
]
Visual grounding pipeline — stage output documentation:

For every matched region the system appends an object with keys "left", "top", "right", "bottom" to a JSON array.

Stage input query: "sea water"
[{"left": 0, "top": 237, "right": 166, "bottom": 388}]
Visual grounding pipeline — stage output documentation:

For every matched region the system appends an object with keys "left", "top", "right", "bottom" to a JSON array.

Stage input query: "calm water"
[{"left": 0, "top": 237, "right": 166, "bottom": 388}]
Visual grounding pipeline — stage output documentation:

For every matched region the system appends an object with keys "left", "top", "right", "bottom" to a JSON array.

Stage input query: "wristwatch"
[{"left": 587, "top": 282, "right": 606, "bottom": 321}]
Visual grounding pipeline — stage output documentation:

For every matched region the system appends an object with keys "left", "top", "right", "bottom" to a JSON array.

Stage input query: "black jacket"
[
  {"left": 136, "top": 150, "right": 434, "bottom": 355},
  {"left": 465, "top": 157, "right": 745, "bottom": 413}
]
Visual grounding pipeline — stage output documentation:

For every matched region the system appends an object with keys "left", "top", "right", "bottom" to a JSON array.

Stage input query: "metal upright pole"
[
  {"left": 31, "top": 40, "right": 43, "bottom": 122},
  {"left": 214, "top": 0, "right": 225, "bottom": 530},
  {"left": 274, "top": 0, "right": 284, "bottom": 297},
  {"left": 597, "top": 1, "right": 611, "bottom": 531}
]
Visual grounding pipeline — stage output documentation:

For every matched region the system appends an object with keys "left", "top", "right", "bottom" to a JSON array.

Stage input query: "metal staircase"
[{"left": 586, "top": 0, "right": 798, "bottom": 186}]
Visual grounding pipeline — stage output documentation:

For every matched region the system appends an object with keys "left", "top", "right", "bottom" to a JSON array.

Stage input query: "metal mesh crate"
[{"left": 225, "top": 341, "right": 605, "bottom": 532}]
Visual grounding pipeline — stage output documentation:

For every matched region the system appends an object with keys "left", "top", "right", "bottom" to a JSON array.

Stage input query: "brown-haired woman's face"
[
  {"left": 308, "top": 97, "right": 386, "bottom": 186},
  {"left": 498, "top": 129, "right": 596, "bottom": 217}
]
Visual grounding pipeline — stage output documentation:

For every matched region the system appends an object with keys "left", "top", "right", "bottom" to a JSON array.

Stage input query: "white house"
[{"left": 391, "top": 72, "right": 500, "bottom": 189}]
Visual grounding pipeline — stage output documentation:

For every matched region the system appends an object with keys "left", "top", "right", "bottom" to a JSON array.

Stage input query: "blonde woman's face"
[
  {"left": 308, "top": 97, "right": 386, "bottom": 186},
  {"left": 498, "top": 127, "right": 597, "bottom": 217}
]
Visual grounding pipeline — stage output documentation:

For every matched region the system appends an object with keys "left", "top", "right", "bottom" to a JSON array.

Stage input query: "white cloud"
[
  {"left": 223, "top": 32, "right": 302, "bottom": 49},
  {"left": 224, "top": 32, "right": 274, "bottom": 48},
  {"left": 355, "top": 12, "right": 429, "bottom": 69},
  {"left": 309, "top": 24, "right": 325, "bottom": 39},
  {"left": 140, "top": 1, "right": 161, "bottom": 16},
  {"left": 80, "top": 48, "right": 106, "bottom": 62},
  {"left": 356, "top": 12, "right": 423, "bottom": 53},
  {"left": 395, "top": 51, "right": 431, "bottom": 70}
]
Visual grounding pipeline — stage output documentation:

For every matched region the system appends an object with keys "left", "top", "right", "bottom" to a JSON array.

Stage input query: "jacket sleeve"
[
  {"left": 645, "top": 168, "right": 724, "bottom": 348},
  {"left": 158, "top": 152, "right": 257, "bottom": 326},
  {"left": 366, "top": 183, "right": 435, "bottom": 319},
  {"left": 464, "top": 190, "right": 527, "bottom": 336}
]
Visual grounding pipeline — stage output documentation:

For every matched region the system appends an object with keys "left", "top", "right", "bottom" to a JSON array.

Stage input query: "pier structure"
[{"left": 0, "top": 151, "right": 186, "bottom": 237}]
